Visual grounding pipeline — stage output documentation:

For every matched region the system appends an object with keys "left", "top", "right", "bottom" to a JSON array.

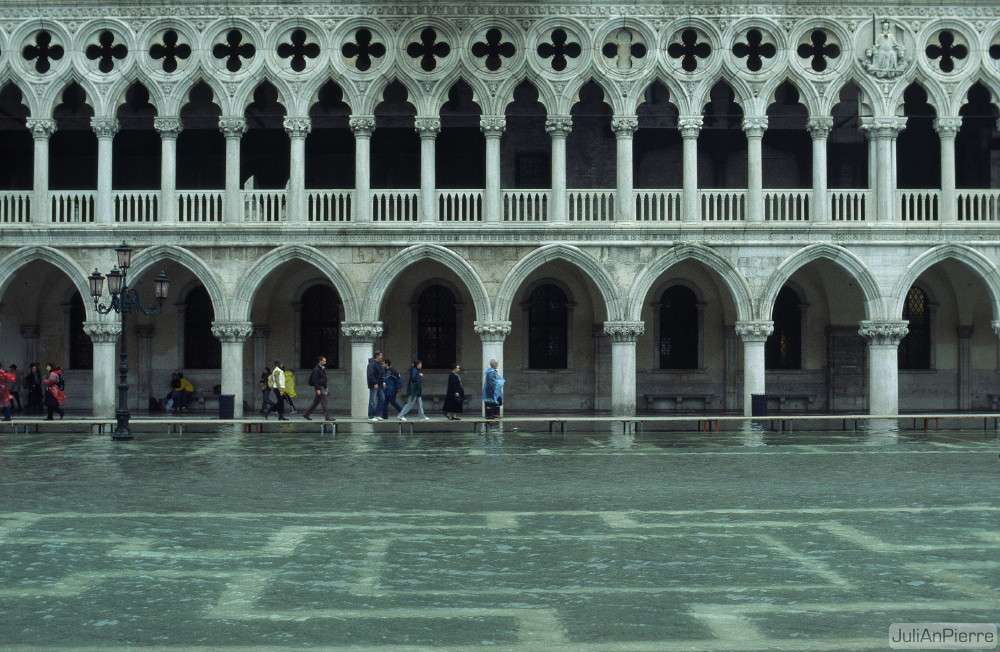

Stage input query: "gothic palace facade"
[{"left": 0, "top": 0, "right": 999, "bottom": 418}]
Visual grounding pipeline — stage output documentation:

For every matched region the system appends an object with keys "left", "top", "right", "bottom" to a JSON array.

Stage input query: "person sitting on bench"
[{"left": 165, "top": 371, "right": 195, "bottom": 413}]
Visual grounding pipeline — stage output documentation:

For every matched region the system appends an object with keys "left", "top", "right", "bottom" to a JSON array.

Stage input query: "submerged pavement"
[{"left": 0, "top": 426, "right": 998, "bottom": 650}]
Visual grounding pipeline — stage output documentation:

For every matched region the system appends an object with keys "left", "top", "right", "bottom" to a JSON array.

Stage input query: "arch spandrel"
[
  {"left": 127, "top": 245, "right": 228, "bottom": 320},
  {"left": 0, "top": 246, "right": 97, "bottom": 321},
  {"left": 890, "top": 244, "right": 1000, "bottom": 322}
]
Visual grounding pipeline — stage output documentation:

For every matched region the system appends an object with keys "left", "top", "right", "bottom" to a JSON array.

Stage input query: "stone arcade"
[{"left": 0, "top": 0, "right": 998, "bottom": 419}]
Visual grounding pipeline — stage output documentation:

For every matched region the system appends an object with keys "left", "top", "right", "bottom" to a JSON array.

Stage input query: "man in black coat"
[
  {"left": 366, "top": 351, "right": 386, "bottom": 421},
  {"left": 303, "top": 355, "right": 332, "bottom": 421}
]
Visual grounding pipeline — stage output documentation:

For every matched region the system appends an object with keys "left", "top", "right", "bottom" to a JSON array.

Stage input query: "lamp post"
[{"left": 89, "top": 242, "right": 169, "bottom": 440}]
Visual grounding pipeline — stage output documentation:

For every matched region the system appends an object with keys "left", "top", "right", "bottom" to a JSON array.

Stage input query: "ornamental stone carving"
[
  {"left": 474, "top": 320, "right": 512, "bottom": 342},
  {"left": 858, "top": 320, "right": 909, "bottom": 346},
  {"left": 933, "top": 117, "right": 962, "bottom": 137},
  {"left": 610, "top": 116, "right": 639, "bottom": 135},
  {"left": 863, "top": 116, "right": 907, "bottom": 139},
  {"left": 341, "top": 321, "right": 384, "bottom": 342},
  {"left": 860, "top": 20, "right": 909, "bottom": 79},
  {"left": 82, "top": 321, "right": 123, "bottom": 344},
  {"left": 742, "top": 116, "right": 768, "bottom": 138},
  {"left": 90, "top": 117, "right": 119, "bottom": 139},
  {"left": 602, "top": 321, "right": 645, "bottom": 343},
  {"left": 414, "top": 117, "right": 441, "bottom": 136},
  {"left": 211, "top": 321, "right": 254, "bottom": 343},
  {"left": 544, "top": 115, "right": 573, "bottom": 137},
  {"left": 734, "top": 321, "right": 774, "bottom": 342},
  {"left": 678, "top": 116, "right": 703, "bottom": 139},
  {"left": 153, "top": 117, "right": 182, "bottom": 138},
  {"left": 25, "top": 118, "right": 56, "bottom": 139},
  {"left": 806, "top": 116, "right": 834, "bottom": 139},
  {"left": 992, "top": 320, "right": 1000, "bottom": 338},
  {"left": 218, "top": 117, "right": 246, "bottom": 138},
  {"left": 349, "top": 115, "right": 376, "bottom": 136},
  {"left": 479, "top": 115, "right": 506, "bottom": 137},
  {"left": 283, "top": 116, "right": 312, "bottom": 137}
]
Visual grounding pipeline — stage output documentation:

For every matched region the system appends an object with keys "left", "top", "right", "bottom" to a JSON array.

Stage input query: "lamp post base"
[{"left": 113, "top": 410, "right": 132, "bottom": 440}]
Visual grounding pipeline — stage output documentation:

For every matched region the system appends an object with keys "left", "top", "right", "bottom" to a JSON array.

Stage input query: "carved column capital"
[
  {"left": 218, "top": 117, "right": 246, "bottom": 139},
  {"left": 735, "top": 320, "right": 774, "bottom": 342},
  {"left": 341, "top": 321, "right": 384, "bottom": 343},
  {"left": 603, "top": 320, "right": 645, "bottom": 343},
  {"left": 283, "top": 116, "right": 312, "bottom": 138},
  {"left": 992, "top": 320, "right": 1000, "bottom": 338},
  {"left": 933, "top": 116, "right": 962, "bottom": 137},
  {"left": 349, "top": 115, "right": 376, "bottom": 136},
  {"left": 479, "top": 115, "right": 506, "bottom": 137},
  {"left": 806, "top": 116, "right": 834, "bottom": 139},
  {"left": 741, "top": 116, "right": 768, "bottom": 138},
  {"left": 90, "top": 117, "right": 119, "bottom": 139},
  {"left": 678, "top": 115, "right": 703, "bottom": 139},
  {"left": 544, "top": 115, "right": 573, "bottom": 137},
  {"left": 474, "top": 320, "right": 512, "bottom": 342},
  {"left": 82, "top": 320, "right": 122, "bottom": 344},
  {"left": 154, "top": 116, "right": 182, "bottom": 139},
  {"left": 25, "top": 118, "right": 56, "bottom": 139},
  {"left": 610, "top": 116, "right": 639, "bottom": 136},
  {"left": 210, "top": 320, "right": 254, "bottom": 343},
  {"left": 864, "top": 116, "right": 907, "bottom": 139},
  {"left": 859, "top": 320, "right": 909, "bottom": 346},
  {"left": 414, "top": 116, "right": 441, "bottom": 137}
]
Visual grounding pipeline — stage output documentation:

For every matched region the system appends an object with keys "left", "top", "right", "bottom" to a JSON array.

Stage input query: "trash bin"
[
  {"left": 218, "top": 394, "right": 235, "bottom": 420},
  {"left": 751, "top": 394, "right": 768, "bottom": 417}
]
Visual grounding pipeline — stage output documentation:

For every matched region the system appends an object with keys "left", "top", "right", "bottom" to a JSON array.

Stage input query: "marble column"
[
  {"left": 603, "top": 321, "right": 645, "bottom": 416},
  {"left": 735, "top": 320, "right": 774, "bottom": 416},
  {"left": 545, "top": 115, "right": 572, "bottom": 223},
  {"left": 934, "top": 117, "right": 961, "bottom": 223},
  {"left": 219, "top": 117, "right": 246, "bottom": 222},
  {"left": 25, "top": 118, "right": 55, "bottom": 223},
  {"left": 91, "top": 117, "right": 118, "bottom": 224},
  {"left": 284, "top": 116, "right": 311, "bottom": 222},
  {"left": 20, "top": 324, "right": 40, "bottom": 365},
  {"left": 859, "top": 320, "right": 908, "bottom": 416},
  {"left": 349, "top": 115, "right": 374, "bottom": 223},
  {"left": 862, "top": 120, "right": 877, "bottom": 198},
  {"left": 957, "top": 325, "right": 974, "bottom": 411},
  {"left": 678, "top": 115, "right": 702, "bottom": 223},
  {"left": 135, "top": 325, "right": 154, "bottom": 408},
  {"left": 83, "top": 320, "right": 122, "bottom": 418},
  {"left": 868, "top": 117, "right": 905, "bottom": 222},
  {"left": 211, "top": 321, "right": 253, "bottom": 418},
  {"left": 807, "top": 116, "right": 832, "bottom": 222},
  {"left": 742, "top": 116, "right": 767, "bottom": 223},
  {"left": 480, "top": 116, "right": 505, "bottom": 223},
  {"left": 415, "top": 117, "right": 440, "bottom": 223},
  {"left": 342, "top": 322, "right": 384, "bottom": 418},
  {"left": 474, "top": 320, "right": 511, "bottom": 415},
  {"left": 611, "top": 116, "right": 638, "bottom": 222},
  {"left": 154, "top": 117, "right": 181, "bottom": 224}
]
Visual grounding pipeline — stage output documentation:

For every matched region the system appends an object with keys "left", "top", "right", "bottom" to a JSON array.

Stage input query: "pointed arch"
[
  {"left": 760, "top": 244, "right": 884, "bottom": 321},
  {"left": 232, "top": 245, "right": 360, "bottom": 323},
  {"left": 627, "top": 244, "right": 754, "bottom": 322},
  {"left": 127, "top": 245, "right": 227, "bottom": 319},
  {"left": 364, "top": 244, "right": 490, "bottom": 322},
  {"left": 0, "top": 80, "right": 37, "bottom": 118},
  {"left": 692, "top": 74, "right": 756, "bottom": 115},
  {"left": 821, "top": 76, "right": 882, "bottom": 117},
  {"left": 760, "top": 75, "right": 817, "bottom": 119},
  {"left": 493, "top": 244, "right": 619, "bottom": 322},
  {"left": 562, "top": 74, "right": 619, "bottom": 116},
  {"left": 0, "top": 246, "right": 96, "bottom": 321},
  {"left": 42, "top": 75, "right": 100, "bottom": 120},
  {"left": 427, "top": 72, "right": 489, "bottom": 116},
  {"left": 891, "top": 244, "right": 1000, "bottom": 321},
  {"left": 234, "top": 76, "right": 294, "bottom": 116},
  {"left": 105, "top": 75, "right": 165, "bottom": 117},
  {"left": 174, "top": 74, "right": 232, "bottom": 117},
  {"left": 633, "top": 74, "right": 690, "bottom": 115},
  {"left": 300, "top": 76, "right": 356, "bottom": 117},
  {"left": 498, "top": 75, "right": 556, "bottom": 117},
  {"left": 360, "top": 73, "right": 418, "bottom": 117}
]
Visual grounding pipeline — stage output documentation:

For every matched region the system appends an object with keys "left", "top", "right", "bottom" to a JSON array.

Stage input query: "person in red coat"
[
  {"left": 41, "top": 363, "right": 65, "bottom": 421},
  {"left": 0, "top": 362, "right": 14, "bottom": 421}
]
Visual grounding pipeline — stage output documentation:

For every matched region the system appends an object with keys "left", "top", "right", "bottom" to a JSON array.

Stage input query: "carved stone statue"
[{"left": 861, "top": 20, "right": 907, "bottom": 79}]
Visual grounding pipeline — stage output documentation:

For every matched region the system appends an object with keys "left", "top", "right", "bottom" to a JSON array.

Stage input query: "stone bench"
[
  {"left": 643, "top": 394, "right": 716, "bottom": 412},
  {"left": 765, "top": 394, "right": 817, "bottom": 413}
]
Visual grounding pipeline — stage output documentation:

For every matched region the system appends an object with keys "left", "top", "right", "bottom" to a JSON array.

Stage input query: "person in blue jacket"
[
  {"left": 381, "top": 358, "right": 403, "bottom": 419},
  {"left": 482, "top": 358, "right": 505, "bottom": 419}
]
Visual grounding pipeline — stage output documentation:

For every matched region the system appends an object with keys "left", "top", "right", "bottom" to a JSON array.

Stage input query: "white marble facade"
[{"left": 0, "top": 0, "right": 999, "bottom": 418}]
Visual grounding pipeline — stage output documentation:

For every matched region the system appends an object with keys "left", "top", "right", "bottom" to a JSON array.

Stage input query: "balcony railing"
[
  {"left": 635, "top": 190, "right": 682, "bottom": 222},
  {"left": 372, "top": 190, "right": 419, "bottom": 222},
  {"left": 830, "top": 190, "right": 869, "bottom": 221},
  {"left": 437, "top": 190, "right": 482, "bottom": 222},
  {"left": 50, "top": 191, "right": 96, "bottom": 223},
  {"left": 114, "top": 191, "right": 159, "bottom": 223},
  {"left": 568, "top": 190, "right": 615, "bottom": 222},
  {"left": 700, "top": 190, "right": 746, "bottom": 222},
  {"left": 764, "top": 189, "right": 810, "bottom": 221},
  {"left": 243, "top": 190, "right": 286, "bottom": 223},
  {"left": 957, "top": 190, "right": 1000, "bottom": 222},
  {"left": 503, "top": 190, "right": 549, "bottom": 222},
  {"left": 178, "top": 190, "right": 224, "bottom": 223},
  {"left": 898, "top": 190, "right": 939, "bottom": 222},
  {"left": 308, "top": 190, "right": 352, "bottom": 222},
  {"left": 0, "top": 191, "right": 31, "bottom": 224}
]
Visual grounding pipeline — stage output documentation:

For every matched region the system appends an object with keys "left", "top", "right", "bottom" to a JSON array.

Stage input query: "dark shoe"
[
  {"left": 302, "top": 414, "right": 312, "bottom": 421},
  {"left": 278, "top": 416, "right": 288, "bottom": 421}
]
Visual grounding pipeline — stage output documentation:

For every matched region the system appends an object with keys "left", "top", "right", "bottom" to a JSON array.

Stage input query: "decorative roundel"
[
  {"left": 147, "top": 28, "right": 194, "bottom": 75},
  {"left": 795, "top": 28, "right": 843, "bottom": 74},
  {"left": 595, "top": 21, "right": 653, "bottom": 76},
  {"left": 208, "top": 24, "right": 260, "bottom": 77},
  {"left": 337, "top": 23, "right": 390, "bottom": 75},
  {"left": 730, "top": 26, "right": 779, "bottom": 75},
  {"left": 925, "top": 29, "right": 970, "bottom": 74},
  {"left": 665, "top": 26, "right": 714, "bottom": 74},
  {"left": 271, "top": 25, "right": 323, "bottom": 74},
  {"left": 468, "top": 25, "right": 519, "bottom": 75},
  {"left": 852, "top": 19, "right": 915, "bottom": 81},
  {"left": 401, "top": 23, "right": 454, "bottom": 75},
  {"left": 528, "top": 20, "right": 590, "bottom": 77},
  {"left": 21, "top": 29, "right": 66, "bottom": 75},
  {"left": 990, "top": 32, "right": 1000, "bottom": 68},
  {"left": 80, "top": 25, "right": 132, "bottom": 75}
]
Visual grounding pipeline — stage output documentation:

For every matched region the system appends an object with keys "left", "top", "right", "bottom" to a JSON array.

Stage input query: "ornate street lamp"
[{"left": 90, "top": 242, "right": 169, "bottom": 440}]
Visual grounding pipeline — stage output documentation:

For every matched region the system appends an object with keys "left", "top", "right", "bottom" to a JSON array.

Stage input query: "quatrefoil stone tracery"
[
  {"left": 406, "top": 27, "right": 450, "bottom": 72},
  {"left": 668, "top": 29, "right": 711, "bottom": 72},
  {"left": 213, "top": 29, "right": 256, "bottom": 73},
  {"left": 926, "top": 30, "right": 968, "bottom": 73},
  {"left": 277, "top": 29, "right": 320, "bottom": 72},
  {"left": 601, "top": 28, "right": 646, "bottom": 71},
  {"left": 732, "top": 29, "right": 775, "bottom": 72},
  {"left": 149, "top": 30, "right": 191, "bottom": 73},
  {"left": 797, "top": 29, "right": 840, "bottom": 72},
  {"left": 86, "top": 30, "right": 128, "bottom": 73},
  {"left": 342, "top": 28, "right": 385, "bottom": 72},
  {"left": 472, "top": 28, "right": 515, "bottom": 72},
  {"left": 537, "top": 28, "right": 581, "bottom": 72},
  {"left": 22, "top": 30, "right": 63, "bottom": 74}
]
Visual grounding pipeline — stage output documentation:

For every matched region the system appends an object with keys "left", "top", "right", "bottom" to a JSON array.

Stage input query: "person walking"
[
  {"left": 366, "top": 351, "right": 385, "bottom": 422},
  {"left": 443, "top": 363, "right": 465, "bottom": 421},
  {"left": 482, "top": 358, "right": 505, "bottom": 420},
  {"left": 264, "top": 360, "right": 288, "bottom": 421},
  {"left": 397, "top": 359, "right": 428, "bottom": 422},
  {"left": 8, "top": 364, "right": 21, "bottom": 414},
  {"left": 302, "top": 355, "right": 332, "bottom": 421},
  {"left": 25, "top": 363, "right": 43, "bottom": 415},
  {"left": 0, "top": 362, "right": 14, "bottom": 421},
  {"left": 381, "top": 359, "right": 403, "bottom": 419},
  {"left": 42, "top": 363, "right": 65, "bottom": 420},
  {"left": 258, "top": 369, "right": 272, "bottom": 414},
  {"left": 282, "top": 368, "right": 298, "bottom": 414}
]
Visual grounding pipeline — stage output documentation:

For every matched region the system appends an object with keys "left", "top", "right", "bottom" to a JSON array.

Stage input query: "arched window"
[
  {"left": 68, "top": 292, "right": 92, "bottom": 370},
  {"left": 184, "top": 286, "right": 220, "bottom": 369},
  {"left": 766, "top": 287, "right": 802, "bottom": 370},
  {"left": 416, "top": 284, "right": 457, "bottom": 370},
  {"left": 300, "top": 285, "right": 341, "bottom": 369},
  {"left": 528, "top": 284, "right": 568, "bottom": 369},
  {"left": 899, "top": 286, "right": 931, "bottom": 370},
  {"left": 659, "top": 285, "right": 698, "bottom": 369}
]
